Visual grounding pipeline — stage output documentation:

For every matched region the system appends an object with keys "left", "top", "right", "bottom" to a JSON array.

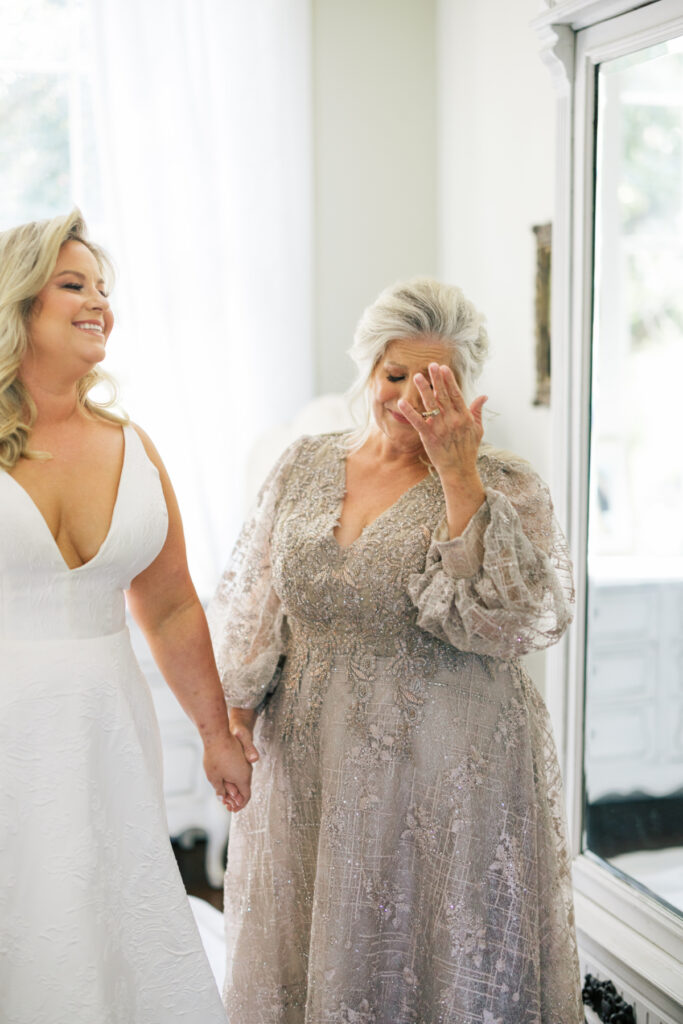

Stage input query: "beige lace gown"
[{"left": 208, "top": 432, "right": 583, "bottom": 1024}]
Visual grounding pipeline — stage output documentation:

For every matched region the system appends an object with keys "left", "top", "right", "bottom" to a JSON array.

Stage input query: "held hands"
[
  {"left": 397, "top": 363, "right": 486, "bottom": 490},
  {"left": 204, "top": 707, "right": 260, "bottom": 813},
  {"left": 203, "top": 733, "right": 253, "bottom": 813},
  {"left": 228, "top": 707, "right": 260, "bottom": 766}
]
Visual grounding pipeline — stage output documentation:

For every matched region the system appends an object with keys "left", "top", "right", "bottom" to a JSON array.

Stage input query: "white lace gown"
[
  {"left": 208, "top": 432, "right": 584, "bottom": 1024},
  {"left": 0, "top": 425, "right": 227, "bottom": 1024}
]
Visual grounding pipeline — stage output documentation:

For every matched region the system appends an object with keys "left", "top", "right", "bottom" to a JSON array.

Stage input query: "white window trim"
[{"left": 533, "top": 0, "right": 683, "bottom": 1016}]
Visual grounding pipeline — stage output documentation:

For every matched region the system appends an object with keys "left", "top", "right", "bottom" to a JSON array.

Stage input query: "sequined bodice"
[{"left": 272, "top": 447, "right": 443, "bottom": 654}]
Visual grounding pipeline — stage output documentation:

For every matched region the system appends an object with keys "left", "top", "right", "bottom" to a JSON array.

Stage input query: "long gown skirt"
[{"left": 0, "top": 426, "right": 227, "bottom": 1023}]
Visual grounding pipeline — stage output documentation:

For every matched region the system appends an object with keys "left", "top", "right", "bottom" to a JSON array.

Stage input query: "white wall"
[
  {"left": 437, "top": 0, "right": 556, "bottom": 692},
  {"left": 313, "top": 0, "right": 438, "bottom": 394},
  {"left": 437, "top": 0, "right": 555, "bottom": 481}
]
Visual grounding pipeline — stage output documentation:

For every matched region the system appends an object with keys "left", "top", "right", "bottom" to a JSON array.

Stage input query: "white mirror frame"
[{"left": 534, "top": 1, "right": 683, "bottom": 1019}]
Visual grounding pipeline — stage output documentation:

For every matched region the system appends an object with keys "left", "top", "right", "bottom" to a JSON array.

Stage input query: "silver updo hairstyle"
[{"left": 345, "top": 276, "right": 489, "bottom": 450}]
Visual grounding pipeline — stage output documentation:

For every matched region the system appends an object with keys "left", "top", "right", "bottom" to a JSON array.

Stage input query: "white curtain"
[{"left": 81, "top": 0, "right": 313, "bottom": 596}]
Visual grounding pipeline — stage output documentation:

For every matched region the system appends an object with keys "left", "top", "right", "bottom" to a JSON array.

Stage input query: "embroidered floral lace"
[{"left": 208, "top": 432, "right": 583, "bottom": 1024}]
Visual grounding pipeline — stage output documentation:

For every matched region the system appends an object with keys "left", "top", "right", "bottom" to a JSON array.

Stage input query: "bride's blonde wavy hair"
[{"left": 0, "top": 208, "right": 127, "bottom": 470}]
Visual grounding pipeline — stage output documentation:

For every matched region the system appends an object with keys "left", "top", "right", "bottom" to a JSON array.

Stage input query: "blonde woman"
[
  {"left": 209, "top": 279, "right": 583, "bottom": 1023},
  {"left": 0, "top": 210, "right": 250, "bottom": 1023}
]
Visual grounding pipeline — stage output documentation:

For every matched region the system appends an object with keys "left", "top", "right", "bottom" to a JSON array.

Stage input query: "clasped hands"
[{"left": 204, "top": 708, "right": 260, "bottom": 813}]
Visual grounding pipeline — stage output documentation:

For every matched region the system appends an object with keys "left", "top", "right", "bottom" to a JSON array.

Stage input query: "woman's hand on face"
[
  {"left": 228, "top": 707, "right": 260, "bottom": 766},
  {"left": 397, "top": 363, "right": 487, "bottom": 489},
  {"left": 203, "top": 734, "right": 252, "bottom": 813}
]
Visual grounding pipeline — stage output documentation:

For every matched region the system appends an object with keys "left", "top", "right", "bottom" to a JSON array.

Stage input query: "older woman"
[
  {"left": 0, "top": 210, "right": 251, "bottom": 1023},
  {"left": 209, "top": 278, "right": 583, "bottom": 1024}
]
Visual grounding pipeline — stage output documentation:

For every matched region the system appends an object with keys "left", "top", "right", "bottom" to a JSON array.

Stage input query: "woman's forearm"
[
  {"left": 441, "top": 473, "right": 486, "bottom": 539},
  {"left": 140, "top": 597, "right": 230, "bottom": 746}
]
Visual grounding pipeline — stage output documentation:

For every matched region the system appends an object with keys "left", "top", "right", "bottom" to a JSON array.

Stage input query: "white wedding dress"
[{"left": 0, "top": 425, "right": 227, "bottom": 1024}]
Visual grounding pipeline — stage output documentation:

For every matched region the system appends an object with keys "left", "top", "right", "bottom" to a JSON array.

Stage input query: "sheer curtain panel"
[{"left": 86, "top": 0, "right": 313, "bottom": 595}]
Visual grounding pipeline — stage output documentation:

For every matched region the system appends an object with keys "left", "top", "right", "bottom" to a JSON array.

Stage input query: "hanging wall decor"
[{"left": 532, "top": 221, "right": 552, "bottom": 406}]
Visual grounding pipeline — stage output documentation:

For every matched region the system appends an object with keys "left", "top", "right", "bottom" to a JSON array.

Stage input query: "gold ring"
[{"left": 421, "top": 408, "right": 440, "bottom": 419}]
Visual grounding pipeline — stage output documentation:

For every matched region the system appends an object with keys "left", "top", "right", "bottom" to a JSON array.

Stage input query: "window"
[
  {"left": 0, "top": 0, "right": 102, "bottom": 230},
  {"left": 535, "top": 0, "right": 683, "bottom": 1017}
]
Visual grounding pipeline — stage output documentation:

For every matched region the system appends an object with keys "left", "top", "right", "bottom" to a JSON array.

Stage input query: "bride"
[{"left": 0, "top": 210, "right": 248, "bottom": 1023}]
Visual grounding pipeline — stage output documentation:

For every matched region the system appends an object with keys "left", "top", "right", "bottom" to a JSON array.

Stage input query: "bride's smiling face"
[
  {"left": 369, "top": 336, "right": 452, "bottom": 451},
  {"left": 25, "top": 240, "right": 114, "bottom": 379}
]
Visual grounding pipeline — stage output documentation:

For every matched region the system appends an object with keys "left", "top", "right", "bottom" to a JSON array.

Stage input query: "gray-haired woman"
[{"left": 209, "top": 278, "right": 583, "bottom": 1024}]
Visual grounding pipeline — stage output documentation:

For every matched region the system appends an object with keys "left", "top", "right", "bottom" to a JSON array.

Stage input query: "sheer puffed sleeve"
[
  {"left": 407, "top": 452, "right": 574, "bottom": 659},
  {"left": 207, "top": 439, "right": 303, "bottom": 708}
]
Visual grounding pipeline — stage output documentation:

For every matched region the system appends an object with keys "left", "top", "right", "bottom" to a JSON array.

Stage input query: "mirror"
[{"left": 584, "top": 35, "right": 683, "bottom": 914}]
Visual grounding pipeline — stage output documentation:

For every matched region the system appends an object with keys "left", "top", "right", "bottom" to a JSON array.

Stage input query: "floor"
[{"left": 172, "top": 836, "right": 224, "bottom": 912}]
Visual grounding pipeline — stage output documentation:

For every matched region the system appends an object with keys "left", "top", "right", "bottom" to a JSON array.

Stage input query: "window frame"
[{"left": 534, "top": 0, "right": 683, "bottom": 1016}]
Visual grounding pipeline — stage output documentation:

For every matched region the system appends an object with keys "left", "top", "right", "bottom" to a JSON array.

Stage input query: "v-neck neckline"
[
  {"left": 331, "top": 438, "right": 433, "bottom": 553},
  {"left": 2, "top": 425, "right": 128, "bottom": 574}
]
